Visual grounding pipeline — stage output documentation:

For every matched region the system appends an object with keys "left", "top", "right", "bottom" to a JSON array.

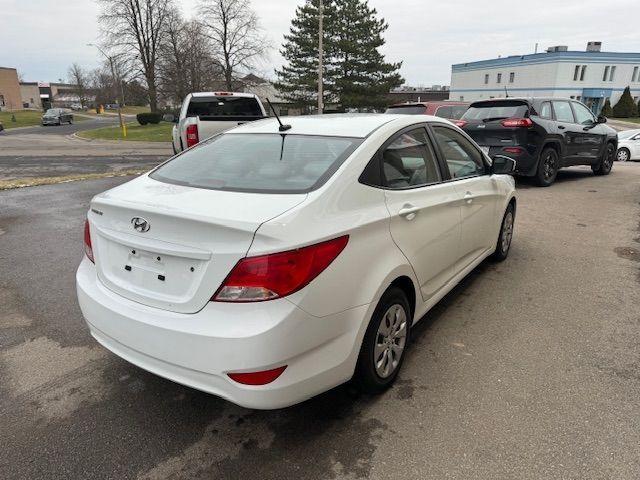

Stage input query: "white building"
[{"left": 450, "top": 42, "right": 640, "bottom": 114}]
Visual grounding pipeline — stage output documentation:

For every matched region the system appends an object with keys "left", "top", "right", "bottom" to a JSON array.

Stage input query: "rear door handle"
[
  {"left": 463, "top": 191, "right": 474, "bottom": 204},
  {"left": 398, "top": 204, "right": 419, "bottom": 220}
]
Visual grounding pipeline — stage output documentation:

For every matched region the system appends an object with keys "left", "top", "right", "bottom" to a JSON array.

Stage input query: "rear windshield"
[
  {"left": 384, "top": 105, "right": 427, "bottom": 114},
  {"left": 150, "top": 133, "right": 362, "bottom": 193},
  {"left": 462, "top": 101, "right": 529, "bottom": 121},
  {"left": 187, "top": 96, "right": 263, "bottom": 118},
  {"left": 434, "top": 105, "right": 468, "bottom": 120}
]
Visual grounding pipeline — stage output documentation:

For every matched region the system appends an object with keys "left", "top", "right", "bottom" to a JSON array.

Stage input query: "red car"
[{"left": 385, "top": 101, "right": 470, "bottom": 120}]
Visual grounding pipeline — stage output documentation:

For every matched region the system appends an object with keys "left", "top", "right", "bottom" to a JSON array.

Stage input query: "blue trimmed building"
[{"left": 450, "top": 43, "right": 640, "bottom": 114}]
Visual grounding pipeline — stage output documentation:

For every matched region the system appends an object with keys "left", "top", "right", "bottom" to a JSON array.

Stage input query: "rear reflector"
[
  {"left": 186, "top": 124, "right": 199, "bottom": 147},
  {"left": 227, "top": 366, "right": 287, "bottom": 385},
  {"left": 454, "top": 120, "right": 468, "bottom": 128},
  {"left": 213, "top": 235, "right": 349, "bottom": 302},
  {"left": 503, "top": 147, "right": 525, "bottom": 155},
  {"left": 84, "top": 219, "right": 94, "bottom": 263},
  {"left": 500, "top": 118, "right": 533, "bottom": 128}
]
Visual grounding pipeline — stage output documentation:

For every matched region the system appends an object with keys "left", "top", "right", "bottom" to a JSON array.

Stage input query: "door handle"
[
  {"left": 558, "top": 125, "right": 566, "bottom": 130},
  {"left": 398, "top": 204, "right": 419, "bottom": 220},
  {"left": 463, "top": 191, "right": 474, "bottom": 204}
]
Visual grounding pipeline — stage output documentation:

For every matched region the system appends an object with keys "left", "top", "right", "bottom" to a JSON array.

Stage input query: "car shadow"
[{"left": 514, "top": 167, "right": 595, "bottom": 189}]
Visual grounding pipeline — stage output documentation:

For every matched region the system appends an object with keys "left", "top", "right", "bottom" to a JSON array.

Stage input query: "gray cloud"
[{"left": 2, "top": 0, "right": 638, "bottom": 85}]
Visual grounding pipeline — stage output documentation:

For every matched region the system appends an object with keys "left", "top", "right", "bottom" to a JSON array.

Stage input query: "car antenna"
[{"left": 266, "top": 98, "right": 291, "bottom": 132}]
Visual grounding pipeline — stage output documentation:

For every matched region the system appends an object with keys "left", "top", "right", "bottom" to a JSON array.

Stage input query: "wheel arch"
[{"left": 388, "top": 276, "right": 417, "bottom": 323}]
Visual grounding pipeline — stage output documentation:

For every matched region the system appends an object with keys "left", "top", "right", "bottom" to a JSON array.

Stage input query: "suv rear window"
[
  {"left": 385, "top": 105, "right": 427, "bottom": 114},
  {"left": 150, "top": 133, "right": 362, "bottom": 193},
  {"left": 187, "top": 96, "right": 263, "bottom": 118},
  {"left": 462, "top": 101, "right": 529, "bottom": 121}
]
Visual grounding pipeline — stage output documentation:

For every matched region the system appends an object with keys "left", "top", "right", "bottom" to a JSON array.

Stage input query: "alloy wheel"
[
  {"left": 501, "top": 211, "right": 514, "bottom": 253},
  {"left": 542, "top": 150, "right": 557, "bottom": 181},
  {"left": 617, "top": 149, "right": 629, "bottom": 162},
  {"left": 374, "top": 304, "right": 408, "bottom": 378}
]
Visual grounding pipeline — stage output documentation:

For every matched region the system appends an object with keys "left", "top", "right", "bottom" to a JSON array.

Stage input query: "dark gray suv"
[{"left": 42, "top": 108, "right": 74, "bottom": 126}]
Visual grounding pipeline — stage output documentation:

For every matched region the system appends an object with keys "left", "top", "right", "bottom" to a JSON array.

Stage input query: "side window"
[
  {"left": 434, "top": 106, "right": 452, "bottom": 118},
  {"left": 381, "top": 128, "right": 441, "bottom": 189},
  {"left": 553, "top": 101, "right": 575, "bottom": 123},
  {"left": 432, "top": 126, "right": 485, "bottom": 179},
  {"left": 572, "top": 102, "right": 595, "bottom": 125},
  {"left": 539, "top": 102, "right": 553, "bottom": 119}
]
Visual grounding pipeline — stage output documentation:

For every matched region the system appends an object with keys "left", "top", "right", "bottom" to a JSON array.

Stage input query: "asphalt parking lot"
[{"left": 1, "top": 163, "right": 639, "bottom": 479}]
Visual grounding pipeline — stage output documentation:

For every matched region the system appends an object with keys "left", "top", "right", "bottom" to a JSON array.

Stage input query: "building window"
[
  {"left": 509, "top": 72, "right": 515, "bottom": 83},
  {"left": 633, "top": 67, "right": 639, "bottom": 82},
  {"left": 576, "top": 96, "right": 581, "bottom": 101},
  {"left": 459, "top": 96, "right": 464, "bottom": 101},
  {"left": 484, "top": 74, "right": 489, "bottom": 84},
  {"left": 603, "top": 66, "right": 610, "bottom": 81},
  {"left": 30, "top": 97, "right": 34, "bottom": 103},
  {"left": 497, "top": 73, "right": 502, "bottom": 83},
  {"left": 574, "top": 65, "right": 580, "bottom": 81},
  {"left": 609, "top": 66, "right": 616, "bottom": 81},
  {"left": 570, "top": 95, "right": 575, "bottom": 99},
  {"left": 580, "top": 66, "right": 586, "bottom": 81}
]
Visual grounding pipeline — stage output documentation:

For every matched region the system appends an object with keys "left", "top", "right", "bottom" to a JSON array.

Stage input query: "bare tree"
[
  {"left": 198, "top": 0, "right": 268, "bottom": 90},
  {"left": 68, "top": 63, "right": 90, "bottom": 108},
  {"left": 97, "top": 0, "right": 174, "bottom": 112}
]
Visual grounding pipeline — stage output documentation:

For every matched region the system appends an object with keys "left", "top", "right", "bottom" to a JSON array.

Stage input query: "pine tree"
[
  {"left": 612, "top": 86, "right": 637, "bottom": 118},
  {"left": 330, "top": 0, "right": 403, "bottom": 110},
  {"left": 600, "top": 98, "right": 613, "bottom": 117},
  {"left": 274, "top": 0, "right": 337, "bottom": 110}
]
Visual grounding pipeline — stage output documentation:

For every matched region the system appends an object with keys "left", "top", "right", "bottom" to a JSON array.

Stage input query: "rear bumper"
[
  {"left": 76, "top": 258, "right": 369, "bottom": 409},
  {"left": 486, "top": 146, "right": 538, "bottom": 176}
]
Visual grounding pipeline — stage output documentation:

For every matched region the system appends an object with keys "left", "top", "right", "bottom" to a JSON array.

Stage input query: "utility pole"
[
  {"left": 317, "top": 0, "right": 324, "bottom": 114},
  {"left": 88, "top": 43, "right": 126, "bottom": 138}
]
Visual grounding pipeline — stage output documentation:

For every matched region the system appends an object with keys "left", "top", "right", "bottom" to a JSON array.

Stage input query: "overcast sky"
[{"left": 1, "top": 0, "right": 638, "bottom": 86}]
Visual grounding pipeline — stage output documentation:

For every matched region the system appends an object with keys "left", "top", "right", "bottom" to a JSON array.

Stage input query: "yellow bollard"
[{"left": 122, "top": 123, "right": 127, "bottom": 138}]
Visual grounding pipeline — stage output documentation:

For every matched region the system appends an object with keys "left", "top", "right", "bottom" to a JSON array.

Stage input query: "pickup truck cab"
[{"left": 172, "top": 92, "right": 267, "bottom": 153}]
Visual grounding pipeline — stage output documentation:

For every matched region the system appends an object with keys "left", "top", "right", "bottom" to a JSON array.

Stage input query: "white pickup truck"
[{"left": 171, "top": 92, "right": 267, "bottom": 154}]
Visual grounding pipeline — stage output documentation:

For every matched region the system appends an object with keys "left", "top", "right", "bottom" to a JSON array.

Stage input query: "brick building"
[{"left": 0, "top": 67, "right": 22, "bottom": 111}]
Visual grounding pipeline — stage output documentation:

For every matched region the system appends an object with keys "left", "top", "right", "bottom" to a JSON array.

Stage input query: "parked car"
[
  {"left": 616, "top": 129, "right": 640, "bottom": 161},
  {"left": 77, "top": 113, "right": 517, "bottom": 409},
  {"left": 385, "top": 101, "right": 469, "bottom": 120},
  {"left": 41, "top": 108, "right": 73, "bottom": 126},
  {"left": 456, "top": 98, "right": 618, "bottom": 186},
  {"left": 170, "top": 91, "right": 267, "bottom": 154}
]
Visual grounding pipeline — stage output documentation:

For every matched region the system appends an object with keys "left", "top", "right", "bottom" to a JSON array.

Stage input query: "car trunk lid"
[{"left": 89, "top": 175, "right": 306, "bottom": 313}]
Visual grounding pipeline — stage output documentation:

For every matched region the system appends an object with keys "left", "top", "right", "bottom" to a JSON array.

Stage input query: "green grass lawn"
[
  {"left": 0, "top": 110, "right": 44, "bottom": 129},
  {"left": 77, "top": 122, "right": 173, "bottom": 142},
  {"left": 611, "top": 117, "right": 640, "bottom": 124}
]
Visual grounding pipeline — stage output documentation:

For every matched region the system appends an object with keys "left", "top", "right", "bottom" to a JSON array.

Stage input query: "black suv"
[{"left": 456, "top": 98, "right": 618, "bottom": 186}]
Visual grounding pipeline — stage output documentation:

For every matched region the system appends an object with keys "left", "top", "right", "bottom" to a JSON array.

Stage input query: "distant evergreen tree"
[
  {"left": 275, "top": 0, "right": 403, "bottom": 111},
  {"left": 612, "top": 86, "right": 637, "bottom": 118},
  {"left": 600, "top": 98, "right": 613, "bottom": 117},
  {"left": 330, "top": 0, "right": 403, "bottom": 110},
  {"left": 274, "top": 0, "right": 337, "bottom": 110}
]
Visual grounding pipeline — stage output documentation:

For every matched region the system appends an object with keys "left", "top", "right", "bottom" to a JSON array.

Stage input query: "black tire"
[
  {"left": 354, "top": 287, "right": 411, "bottom": 393},
  {"left": 491, "top": 204, "right": 515, "bottom": 262},
  {"left": 593, "top": 143, "right": 615, "bottom": 175},
  {"left": 69, "top": 117, "right": 73, "bottom": 125},
  {"left": 535, "top": 146, "right": 560, "bottom": 186},
  {"left": 616, "top": 148, "right": 630, "bottom": 162}
]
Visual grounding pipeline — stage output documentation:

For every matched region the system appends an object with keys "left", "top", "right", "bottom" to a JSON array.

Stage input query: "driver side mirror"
[
  {"left": 597, "top": 115, "right": 607, "bottom": 124},
  {"left": 491, "top": 155, "right": 516, "bottom": 175}
]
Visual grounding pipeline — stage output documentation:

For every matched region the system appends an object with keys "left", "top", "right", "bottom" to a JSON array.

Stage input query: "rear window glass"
[
  {"left": 462, "top": 101, "right": 529, "bottom": 121},
  {"left": 384, "top": 105, "right": 428, "bottom": 114},
  {"left": 435, "top": 105, "right": 468, "bottom": 120},
  {"left": 150, "top": 133, "right": 362, "bottom": 193},
  {"left": 187, "top": 96, "right": 263, "bottom": 118}
]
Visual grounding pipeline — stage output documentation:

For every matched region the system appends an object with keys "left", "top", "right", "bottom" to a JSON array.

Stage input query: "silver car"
[{"left": 42, "top": 108, "right": 73, "bottom": 126}]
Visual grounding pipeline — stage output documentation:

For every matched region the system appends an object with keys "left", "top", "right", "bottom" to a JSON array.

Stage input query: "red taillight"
[
  {"left": 503, "top": 147, "right": 525, "bottom": 155},
  {"left": 227, "top": 366, "right": 287, "bottom": 385},
  {"left": 500, "top": 118, "right": 533, "bottom": 128},
  {"left": 84, "top": 219, "right": 94, "bottom": 263},
  {"left": 454, "top": 120, "right": 468, "bottom": 128},
  {"left": 186, "top": 124, "right": 199, "bottom": 147},
  {"left": 213, "top": 235, "right": 349, "bottom": 302}
]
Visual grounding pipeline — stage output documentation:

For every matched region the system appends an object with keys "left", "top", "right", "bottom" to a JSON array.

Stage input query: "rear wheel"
[
  {"left": 593, "top": 143, "right": 615, "bottom": 175},
  {"left": 616, "top": 147, "right": 630, "bottom": 162},
  {"left": 491, "top": 204, "right": 515, "bottom": 261},
  {"left": 354, "top": 287, "right": 411, "bottom": 393},
  {"left": 535, "top": 147, "right": 559, "bottom": 186}
]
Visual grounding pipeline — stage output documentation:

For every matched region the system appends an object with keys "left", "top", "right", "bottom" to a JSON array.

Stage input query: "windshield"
[
  {"left": 45, "top": 109, "right": 58, "bottom": 115},
  {"left": 187, "top": 96, "right": 263, "bottom": 118},
  {"left": 151, "top": 133, "right": 362, "bottom": 193},
  {"left": 462, "top": 101, "right": 529, "bottom": 121},
  {"left": 384, "top": 105, "right": 427, "bottom": 115}
]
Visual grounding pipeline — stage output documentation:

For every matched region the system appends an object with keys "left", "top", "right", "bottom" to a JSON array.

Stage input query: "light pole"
[
  {"left": 317, "top": 0, "right": 324, "bottom": 114},
  {"left": 87, "top": 43, "right": 126, "bottom": 137}
]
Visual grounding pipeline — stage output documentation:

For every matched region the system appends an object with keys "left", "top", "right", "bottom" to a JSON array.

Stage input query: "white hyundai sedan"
[{"left": 77, "top": 114, "right": 516, "bottom": 409}]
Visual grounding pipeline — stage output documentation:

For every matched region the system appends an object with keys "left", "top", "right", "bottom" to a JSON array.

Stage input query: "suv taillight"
[
  {"left": 186, "top": 124, "right": 199, "bottom": 147},
  {"left": 212, "top": 236, "right": 349, "bottom": 302},
  {"left": 500, "top": 118, "right": 533, "bottom": 128},
  {"left": 84, "top": 219, "right": 94, "bottom": 263}
]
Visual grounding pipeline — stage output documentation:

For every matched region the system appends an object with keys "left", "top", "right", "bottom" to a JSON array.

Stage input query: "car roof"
[
  {"left": 388, "top": 101, "right": 468, "bottom": 107},
  {"left": 229, "top": 113, "right": 447, "bottom": 138},
  {"left": 190, "top": 91, "right": 257, "bottom": 98}
]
